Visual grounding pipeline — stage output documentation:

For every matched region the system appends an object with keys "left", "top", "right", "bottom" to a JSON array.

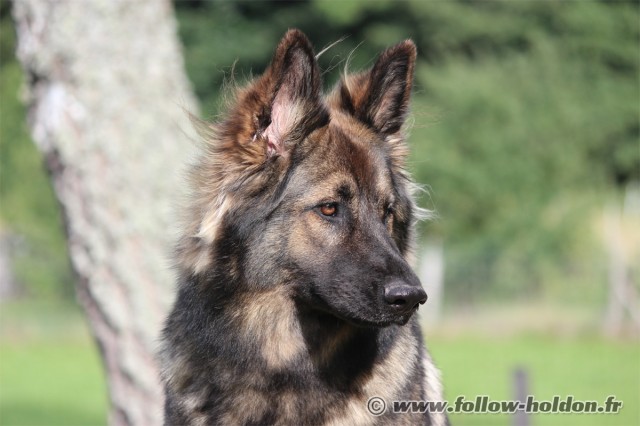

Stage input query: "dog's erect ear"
[
  {"left": 333, "top": 40, "right": 416, "bottom": 135},
  {"left": 247, "top": 29, "right": 328, "bottom": 157}
]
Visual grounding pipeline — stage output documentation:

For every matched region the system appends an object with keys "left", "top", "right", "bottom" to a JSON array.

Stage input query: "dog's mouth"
[
  {"left": 389, "top": 302, "right": 423, "bottom": 326},
  {"left": 323, "top": 303, "right": 422, "bottom": 328},
  {"left": 388, "top": 299, "right": 425, "bottom": 325}
]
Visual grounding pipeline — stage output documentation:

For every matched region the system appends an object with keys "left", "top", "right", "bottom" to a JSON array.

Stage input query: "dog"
[{"left": 160, "top": 29, "right": 447, "bottom": 426}]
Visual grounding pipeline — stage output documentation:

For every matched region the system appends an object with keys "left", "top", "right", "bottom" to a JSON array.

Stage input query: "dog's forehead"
[{"left": 305, "top": 113, "right": 393, "bottom": 197}]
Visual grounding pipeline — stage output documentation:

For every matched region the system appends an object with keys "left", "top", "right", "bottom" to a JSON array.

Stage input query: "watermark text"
[{"left": 366, "top": 395, "right": 623, "bottom": 415}]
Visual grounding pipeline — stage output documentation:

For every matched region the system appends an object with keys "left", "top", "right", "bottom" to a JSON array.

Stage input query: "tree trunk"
[{"left": 12, "top": 1, "right": 198, "bottom": 424}]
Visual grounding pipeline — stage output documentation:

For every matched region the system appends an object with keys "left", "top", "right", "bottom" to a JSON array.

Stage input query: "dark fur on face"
[{"left": 162, "top": 29, "right": 447, "bottom": 426}]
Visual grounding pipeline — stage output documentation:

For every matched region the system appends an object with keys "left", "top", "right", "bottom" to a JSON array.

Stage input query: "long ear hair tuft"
[{"left": 331, "top": 40, "right": 417, "bottom": 136}]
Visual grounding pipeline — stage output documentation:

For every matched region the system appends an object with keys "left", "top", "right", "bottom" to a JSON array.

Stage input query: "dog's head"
[{"left": 179, "top": 29, "right": 427, "bottom": 327}]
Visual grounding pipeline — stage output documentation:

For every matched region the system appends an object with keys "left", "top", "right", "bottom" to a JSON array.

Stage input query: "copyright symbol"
[{"left": 367, "top": 396, "right": 386, "bottom": 416}]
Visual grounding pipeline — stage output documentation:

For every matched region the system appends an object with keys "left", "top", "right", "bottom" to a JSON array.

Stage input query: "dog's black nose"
[{"left": 384, "top": 283, "right": 427, "bottom": 313}]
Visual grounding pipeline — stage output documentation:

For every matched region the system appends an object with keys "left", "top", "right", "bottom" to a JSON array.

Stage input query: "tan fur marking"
[
  {"left": 223, "top": 389, "right": 270, "bottom": 424},
  {"left": 180, "top": 194, "right": 233, "bottom": 274},
  {"left": 325, "top": 326, "right": 418, "bottom": 425},
  {"left": 277, "top": 390, "right": 302, "bottom": 422},
  {"left": 423, "top": 353, "right": 446, "bottom": 426},
  {"left": 161, "top": 352, "right": 190, "bottom": 392},
  {"left": 197, "top": 195, "right": 232, "bottom": 244},
  {"left": 189, "top": 248, "right": 213, "bottom": 276},
  {"left": 316, "top": 324, "right": 354, "bottom": 366},
  {"left": 236, "top": 287, "right": 306, "bottom": 369},
  {"left": 180, "top": 389, "right": 207, "bottom": 426}
]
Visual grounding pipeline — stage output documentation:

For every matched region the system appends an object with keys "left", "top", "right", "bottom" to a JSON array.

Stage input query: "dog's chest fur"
[{"left": 163, "top": 301, "right": 431, "bottom": 425}]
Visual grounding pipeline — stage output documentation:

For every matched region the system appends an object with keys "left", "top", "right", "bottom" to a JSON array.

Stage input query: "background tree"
[{"left": 12, "top": 1, "right": 198, "bottom": 424}]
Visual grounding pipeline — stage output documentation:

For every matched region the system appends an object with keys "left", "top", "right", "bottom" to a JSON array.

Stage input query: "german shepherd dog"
[{"left": 161, "top": 29, "right": 447, "bottom": 425}]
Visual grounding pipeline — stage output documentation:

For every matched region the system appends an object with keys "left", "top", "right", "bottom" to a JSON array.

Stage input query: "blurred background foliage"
[{"left": 0, "top": 1, "right": 638, "bottom": 425}]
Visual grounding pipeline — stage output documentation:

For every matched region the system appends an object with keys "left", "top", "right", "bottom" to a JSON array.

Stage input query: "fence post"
[
  {"left": 419, "top": 240, "right": 444, "bottom": 325},
  {"left": 513, "top": 367, "right": 529, "bottom": 426}
]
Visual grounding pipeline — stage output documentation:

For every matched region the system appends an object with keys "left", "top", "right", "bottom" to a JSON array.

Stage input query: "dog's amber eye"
[{"left": 319, "top": 203, "right": 338, "bottom": 217}]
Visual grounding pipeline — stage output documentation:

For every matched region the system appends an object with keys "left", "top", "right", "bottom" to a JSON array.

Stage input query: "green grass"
[
  {"left": 429, "top": 335, "right": 640, "bottom": 426},
  {"left": 0, "top": 302, "right": 637, "bottom": 426},
  {"left": 0, "top": 302, "right": 107, "bottom": 426},
  {"left": 0, "top": 341, "right": 107, "bottom": 426}
]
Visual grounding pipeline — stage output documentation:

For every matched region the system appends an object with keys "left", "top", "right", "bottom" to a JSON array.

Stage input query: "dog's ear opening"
[
  {"left": 334, "top": 40, "right": 416, "bottom": 136},
  {"left": 253, "top": 29, "right": 328, "bottom": 157}
]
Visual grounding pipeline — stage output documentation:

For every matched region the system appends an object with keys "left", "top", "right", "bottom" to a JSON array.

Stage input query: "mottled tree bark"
[{"left": 12, "top": 1, "right": 198, "bottom": 424}]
